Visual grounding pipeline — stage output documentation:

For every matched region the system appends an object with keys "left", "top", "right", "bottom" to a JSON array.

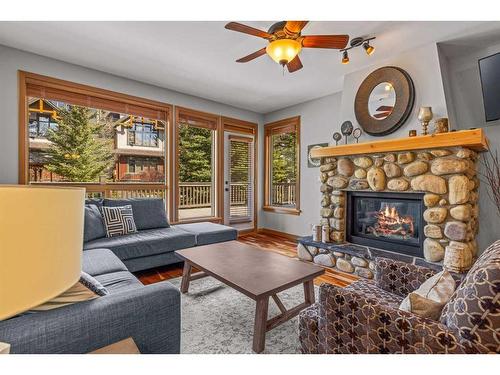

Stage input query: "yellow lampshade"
[
  {"left": 0, "top": 185, "right": 85, "bottom": 320},
  {"left": 266, "top": 39, "right": 302, "bottom": 65}
]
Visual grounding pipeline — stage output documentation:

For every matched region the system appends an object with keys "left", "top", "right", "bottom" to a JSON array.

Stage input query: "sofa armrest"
[
  {"left": 317, "top": 283, "right": 482, "bottom": 354},
  {"left": 375, "top": 257, "right": 436, "bottom": 297},
  {"left": 0, "top": 281, "right": 180, "bottom": 354},
  {"left": 299, "top": 303, "right": 320, "bottom": 354}
]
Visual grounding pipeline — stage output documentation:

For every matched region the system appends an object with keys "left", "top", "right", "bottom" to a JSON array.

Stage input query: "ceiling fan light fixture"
[
  {"left": 266, "top": 39, "right": 302, "bottom": 65},
  {"left": 363, "top": 41, "right": 374, "bottom": 55},
  {"left": 341, "top": 50, "right": 349, "bottom": 64}
]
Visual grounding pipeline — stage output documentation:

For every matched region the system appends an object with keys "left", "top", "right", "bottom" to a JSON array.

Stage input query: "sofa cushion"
[
  {"left": 82, "top": 248, "right": 128, "bottom": 276},
  {"left": 94, "top": 271, "right": 143, "bottom": 294},
  {"left": 83, "top": 227, "right": 196, "bottom": 261},
  {"left": 84, "top": 204, "right": 107, "bottom": 242},
  {"left": 103, "top": 198, "right": 169, "bottom": 230},
  {"left": 174, "top": 222, "right": 237, "bottom": 246}
]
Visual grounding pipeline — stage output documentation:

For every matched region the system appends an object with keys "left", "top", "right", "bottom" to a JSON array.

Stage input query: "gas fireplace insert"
[{"left": 346, "top": 191, "right": 425, "bottom": 258}]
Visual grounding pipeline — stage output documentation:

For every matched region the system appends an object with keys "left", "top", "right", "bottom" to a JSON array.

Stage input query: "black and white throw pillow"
[{"left": 101, "top": 205, "right": 138, "bottom": 238}]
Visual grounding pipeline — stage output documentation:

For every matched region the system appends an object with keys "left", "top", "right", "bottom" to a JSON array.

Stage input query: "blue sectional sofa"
[
  {"left": 83, "top": 198, "right": 238, "bottom": 272},
  {"left": 0, "top": 198, "right": 238, "bottom": 354}
]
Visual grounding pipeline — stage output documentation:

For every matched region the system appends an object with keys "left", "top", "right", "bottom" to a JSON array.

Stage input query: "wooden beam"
[
  {"left": 265, "top": 302, "right": 309, "bottom": 332},
  {"left": 271, "top": 294, "right": 287, "bottom": 314},
  {"left": 310, "top": 129, "right": 489, "bottom": 158}
]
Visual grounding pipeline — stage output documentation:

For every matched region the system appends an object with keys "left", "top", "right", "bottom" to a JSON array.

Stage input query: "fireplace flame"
[{"left": 368, "top": 204, "right": 415, "bottom": 239}]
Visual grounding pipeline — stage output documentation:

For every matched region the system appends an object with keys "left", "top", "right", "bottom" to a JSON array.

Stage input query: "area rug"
[{"left": 168, "top": 276, "right": 318, "bottom": 354}]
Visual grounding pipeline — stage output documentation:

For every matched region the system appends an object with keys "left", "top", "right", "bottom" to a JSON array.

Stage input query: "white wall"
[
  {"left": 260, "top": 93, "right": 342, "bottom": 235},
  {"left": 340, "top": 43, "right": 448, "bottom": 142},
  {"left": 0, "top": 44, "right": 263, "bottom": 184},
  {"left": 261, "top": 42, "right": 449, "bottom": 236},
  {"left": 438, "top": 42, "right": 500, "bottom": 251}
]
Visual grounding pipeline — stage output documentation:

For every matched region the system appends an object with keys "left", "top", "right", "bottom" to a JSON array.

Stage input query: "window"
[
  {"left": 127, "top": 118, "right": 159, "bottom": 147},
  {"left": 20, "top": 71, "right": 172, "bottom": 208},
  {"left": 175, "top": 107, "right": 220, "bottom": 222},
  {"left": 264, "top": 116, "right": 300, "bottom": 215},
  {"left": 28, "top": 99, "right": 60, "bottom": 138}
]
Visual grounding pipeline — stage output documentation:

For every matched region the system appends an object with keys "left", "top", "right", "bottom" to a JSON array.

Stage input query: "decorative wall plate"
[
  {"left": 307, "top": 143, "right": 328, "bottom": 167},
  {"left": 354, "top": 66, "right": 415, "bottom": 136}
]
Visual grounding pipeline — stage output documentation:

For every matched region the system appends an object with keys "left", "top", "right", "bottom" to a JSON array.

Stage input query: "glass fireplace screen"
[{"left": 352, "top": 195, "right": 422, "bottom": 247}]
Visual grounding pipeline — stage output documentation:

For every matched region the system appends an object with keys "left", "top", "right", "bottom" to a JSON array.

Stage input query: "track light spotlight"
[
  {"left": 363, "top": 41, "right": 374, "bottom": 55},
  {"left": 341, "top": 50, "right": 349, "bottom": 64}
]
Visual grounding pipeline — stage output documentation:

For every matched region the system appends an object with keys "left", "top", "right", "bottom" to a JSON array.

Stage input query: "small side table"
[
  {"left": 89, "top": 338, "right": 140, "bottom": 354},
  {"left": 0, "top": 342, "right": 10, "bottom": 354}
]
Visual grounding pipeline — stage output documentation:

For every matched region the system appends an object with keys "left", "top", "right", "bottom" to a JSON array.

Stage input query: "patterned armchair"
[{"left": 299, "top": 240, "right": 500, "bottom": 354}]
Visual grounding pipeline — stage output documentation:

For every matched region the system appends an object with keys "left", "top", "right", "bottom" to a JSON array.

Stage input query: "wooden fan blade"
[
  {"left": 287, "top": 55, "right": 303, "bottom": 73},
  {"left": 225, "top": 22, "right": 272, "bottom": 39},
  {"left": 302, "top": 35, "right": 349, "bottom": 49},
  {"left": 284, "top": 21, "right": 309, "bottom": 34},
  {"left": 236, "top": 48, "right": 267, "bottom": 63}
]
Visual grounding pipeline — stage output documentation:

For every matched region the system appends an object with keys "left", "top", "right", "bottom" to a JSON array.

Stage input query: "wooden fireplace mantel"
[{"left": 310, "top": 129, "right": 489, "bottom": 158}]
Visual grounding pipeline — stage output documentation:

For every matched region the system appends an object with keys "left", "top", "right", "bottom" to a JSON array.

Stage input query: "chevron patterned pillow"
[{"left": 101, "top": 205, "right": 138, "bottom": 238}]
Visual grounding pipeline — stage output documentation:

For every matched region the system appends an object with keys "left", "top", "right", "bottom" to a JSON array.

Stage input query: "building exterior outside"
[{"left": 28, "top": 98, "right": 166, "bottom": 183}]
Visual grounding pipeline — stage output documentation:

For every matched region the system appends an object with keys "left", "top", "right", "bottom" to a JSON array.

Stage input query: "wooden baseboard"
[
  {"left": 257, "top": 228, "right": 299, "bottom": 241},
  {"left": 237, "top": 228, "right": 257, "bottom": 237}
]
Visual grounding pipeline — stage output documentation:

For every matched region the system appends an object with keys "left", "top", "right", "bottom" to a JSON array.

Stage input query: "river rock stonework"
[{"left": 302, "top": 146, "right": 480, "bottom": 277}]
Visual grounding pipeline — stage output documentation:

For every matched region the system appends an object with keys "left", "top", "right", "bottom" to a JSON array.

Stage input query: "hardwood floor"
[{"left": 134, "top": 232, "right": 358, "bottom": 287}]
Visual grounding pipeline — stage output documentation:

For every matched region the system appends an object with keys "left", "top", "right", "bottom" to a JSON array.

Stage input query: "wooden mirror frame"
[{"left": 354, "top": 66, "right": 415, "bottom": 136}]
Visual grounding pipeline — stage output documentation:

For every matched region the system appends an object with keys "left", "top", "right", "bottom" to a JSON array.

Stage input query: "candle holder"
[{"left": 418, "top": 107, "right": 433, "bottom": 135}]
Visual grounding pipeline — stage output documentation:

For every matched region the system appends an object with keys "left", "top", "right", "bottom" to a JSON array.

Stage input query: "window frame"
[
  {"left": 263, "top": 116, "right": 301, "bottom": 215},
  {"left": 173, "top": 106, "right": 222, "bottom": 224},
  {"left": 18, "top": 71, "right": 173, "bottom": 221}
]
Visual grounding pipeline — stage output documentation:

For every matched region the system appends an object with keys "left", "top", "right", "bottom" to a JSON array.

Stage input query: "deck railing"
[
  {"left": 30, "top": 182, "right": 167, "bottom": 199},
  {"left": 271, "top": 182, "right": 296, "bottom": 206},
  {"left": 29, "top": 181, "right": 293, "bottom": 210},
  {"left": 179, "top": 182, "right": 212, "bottom": 208},
  {"left": 178, "top": 182, "right": 250, "bottom": 209}
]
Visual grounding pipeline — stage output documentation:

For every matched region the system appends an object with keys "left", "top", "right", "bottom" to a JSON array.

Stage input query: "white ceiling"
[{"left": 0, "top": 21, "right": 499, "bottom": 113}]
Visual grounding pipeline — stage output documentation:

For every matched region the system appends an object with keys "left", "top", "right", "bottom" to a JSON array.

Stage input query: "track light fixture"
[{"left": 339, "top": 36, "right": 376, "bottom": 64}]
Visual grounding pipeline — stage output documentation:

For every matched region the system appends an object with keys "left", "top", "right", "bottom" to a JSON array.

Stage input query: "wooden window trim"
[
  {"left": 222, "top": 116, "right": 258, "bottom": 231},
  {"left": 173, "top": 106, "right": 222, "bottom": 224},
  {"left": 263, "top": 116, "right": 301, "bottom": 216},
  {"left": 18, "top": 71, "right": 174, "bottom": 221}
]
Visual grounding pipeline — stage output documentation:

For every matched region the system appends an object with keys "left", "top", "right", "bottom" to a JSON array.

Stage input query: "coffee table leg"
[
  {"left": 180, "top": 261, "right": 192, "bottom": 294},
  {"left": 252, "top": 297, "right": 269, "bottom": 353},
  {"left": 303, "top": 280, "right": 315, "bottom": 305}
]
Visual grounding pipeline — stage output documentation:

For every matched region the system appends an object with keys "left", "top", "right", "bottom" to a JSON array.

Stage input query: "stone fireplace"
[{"left": 297, "top": 129, "right": 489, "bottom": 279}]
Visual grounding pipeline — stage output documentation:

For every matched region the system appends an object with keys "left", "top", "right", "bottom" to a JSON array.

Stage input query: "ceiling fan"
[{"left": 224, "top": 21, "right": 349, "bottom": 73}]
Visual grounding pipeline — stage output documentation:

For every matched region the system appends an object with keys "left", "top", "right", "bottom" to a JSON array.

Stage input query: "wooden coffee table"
[{"left": 175, "top": 241, "right": 324, "bottom": 353}]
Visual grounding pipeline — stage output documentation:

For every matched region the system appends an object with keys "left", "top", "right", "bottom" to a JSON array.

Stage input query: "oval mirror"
[{"left": 368, "top": 82, "right": 396, "bottom": 120}]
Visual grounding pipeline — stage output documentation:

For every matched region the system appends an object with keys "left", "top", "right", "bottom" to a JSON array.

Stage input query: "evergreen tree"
[
  {"left": 178, "top": 124, "right": 213, "bottom": 182},
  {"left": 272, "top": 132, "right": 297, "bottom": 183},
  {"left": 45, "top": 106, "right": 114, "bottom": 182}
]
